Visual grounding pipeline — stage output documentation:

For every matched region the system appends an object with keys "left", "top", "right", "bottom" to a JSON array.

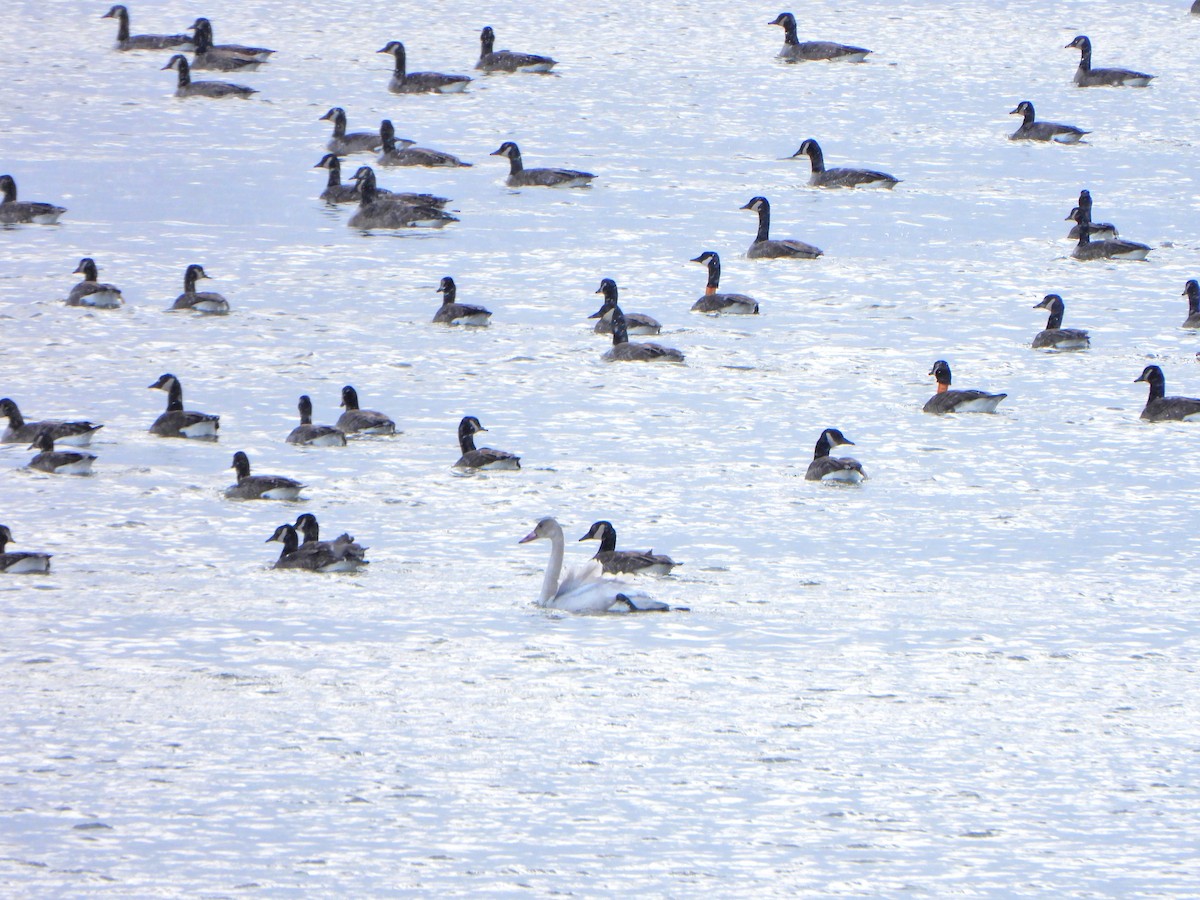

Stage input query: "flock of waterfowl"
[{"left": 4, "top": 5, "right": 1200, "bottom": 614}]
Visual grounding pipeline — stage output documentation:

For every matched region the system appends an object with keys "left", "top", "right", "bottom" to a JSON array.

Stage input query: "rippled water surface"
[{"left": 3, "top": 0, "right": 1200, "bottom": 895}]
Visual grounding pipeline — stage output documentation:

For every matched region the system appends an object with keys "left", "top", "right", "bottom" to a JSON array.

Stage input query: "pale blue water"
[{"left": 2, "top": 0, "right": 1200, "bottom": 895}]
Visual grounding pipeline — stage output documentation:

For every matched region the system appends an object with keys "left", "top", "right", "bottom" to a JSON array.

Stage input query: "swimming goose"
[
  {"left": 690, "top": 251, "right": 759, "bottom": 314},
  {"left": 101, "top": 5, "right": 190, "bottom": 51},
  {"left": 377, "top": 41, "right": 471, "bottom": 94},
  {"left": 189, "top": 18, "right": 263, "bottom": 71},
  {"left": 768, "top": 12, "right": 870, "bottom": 62},
  {"left": 1032, "top": 294, "right": 1090, "bottom": 350},
  {"left": 0, "top": 175, "right": 66, "bottom": 225},
  {"left": 169, "top": 264, "right": 230, "bottom": 313},
  {"left": 790, "top": 139, "right": 899, "bottom": 188},
  {"left": 1182, "top": 280, "right": 1200, "bottom": 329},
  {"left": 293, "top": 513, "right": 369, "bottom": 566},
  {"left": 805, "top": 428, "right": 867, "bottom": 482},
  {"left": 454, "top": 416, "right": 521, "bottom": 469},
  {"left": 1066, "top": 36, "right": 1153, "bottom": 87},
  {"left": 578, "top": 520, "right": 679, "bottom": 575},
  {"left": 267, "top": 523, "right": 366, "bottom": 572},
  {"left": 66, "top": 258, "right": 123, "bottom": 308},
  {"left": 520, "top": 517, "right": 669, "bottom": 613},
  {"left": 28, "top": 431, "right": 96, "bottom": 475},
  {"left": 489, "top": 141, "right": 595, "bottom": 188},
  {"left": 1135, "top": 365, "right": 1200, "bottom": 421},
  {"left": 148, "top": 373, "right": 220, "bottom": 439},
  {"left": 434, "top": 276, "right": 492, "bottom": 325},
  {"left": 589, "top": 278, "right": 661, "bottom": 334},
  {"left": 1008, "top": 100, "right": 1089, "bottom": 143},
  {"left": 1066, "top": 190, "right": 1116, "bottom": 240},
  {"left": 225, "top": 451, "right": 304, "bottom": 500},
  {"left": 320, "top": 108, "right": 381, "bottom": 155},
  {"left": 314, "top": 155, "right": 449, "bottom": 207},
  {"left": 0, "top": 398, "right": 102, "bottom": 446},
  {"left": 162, "top": 54, "right": 256, "bottom": 98},
  {"left": 476, "top": 26, "right": 557, "bottom": 73},
  {"left": 604, "top": 307, "right": 685, "bottom": 362},
  {"left": 188, "top": 18, "right": 273, "bottom": 61},
  {"left": 336, "top": 385, "right": 396, "bottom": 435},
  {"left": 378, "top": 120, "right": 472, "bottom": 168},
  {"left": 1068, "top": 209, "right": 1150, "bottom": 261},
  {"left": 741, "top": 196, "right": 822, "bottom": 259},
  {"left": 348, "top": 167, "right": 458, "bottom": 229},
  {"left": 0, "top": 525, "right": 52, "bottom": 574},
  {"left": 923, "top": 360, "right": 1007, "bottom": 414},
  {"left": 286, "top": 395, "right": 347, "bottom": 446}
]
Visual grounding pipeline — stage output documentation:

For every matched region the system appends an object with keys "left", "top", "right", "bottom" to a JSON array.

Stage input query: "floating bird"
[
  {"left": 187, "top": 17, "right": 273, "bottom": 61},
  {"left": 1068, "top": 209, "right": 1150, "bottom": 261},
  {"left": 286, "top": 396, "right": 347, "bottom": 446},
  {"left": 603, "top": 307, "right": 685, "bottom": 362},
  {"left": 1031, "top": 294, "right": 1090, "bottom": 350},
  {"left": 0, "top": 524, "right": 52, "bottom": 574},
  {"left": 161, "top": 54, "right": 256, "bottom": 98},
  {"left": 454, "top": 416, "right": 521, "bottom": 469},
  {"left": 293, "top": 513, "right": 369, "bottom": 567},
  {"left": 337, "top": 386, "right": 396, "bottom": 435},
  {"left": 578, "top": 520, "right": 679, "bottom": 575},
  {"left": 169, "top": 264, "right": 230, "bottom": 313},
  {"left": 0, "top": 174, "right": 65, "bottom": 224},
  {"left": 377, "top": 41, "right": 471, "bottom": 94},
  {"left": 147, "top": 373, "right": 220, "bottom": 439},
  {"left": 188, "top": 18, "right": 263, "bottom": 71},
  {"left": 313, "top": 155, "right": 449, "bottom": 208},
  {"left": 519, "top": 517, "right": 669, "bottom": 613},
  {"left": 790, "top": 138, "right": 899, "bottom": 187},
  {"left": 28, "top": 431, "right": 95, "bottom": 475},
  {"left": 1134, "top": 365, "right": 1200, "bottom": 422},
  {"left": 476, "top": 26, "right": 556, "bottom": 73},
  {"left": 690, "top": 252, "right": 759, "bottom": 314},
  {"left": 805, "top": 428, "right": 867, "bottom": 482},
  {"left": 489, "top": 141, "right": 594, "bottom": 188},
  {"left": 101, "top": 5, "right": 190, "bottom": 51},
  {"left": 434, "top": 277, "right": 492, "bottom": 325},
  {"left": 741, "top": 196, "right": 822, "bottom": 259},
  {"left": 266, "top": 523, "right": 366, "bottom": 572},
  {"left": 1066, "top": 35, "right": 1153, "bottom": 87},
  {"left": 0, "top": 398, "right": 102, "bottom": 446},
  {"left": 590, "top": 278, "right": 660, "bottom": 334},
  {"left": 768, "top": 12, "right": 869, "bottom": 62},
  {"left": 225, "top": 451, "right": 304, "bottom": 500},
  {"left": 348, "top": 167, "right": 458, "bottom": 229},
  {"left": 1182, "top": 280, "right": 1200, "bottom": 329},
  {"left": 923, "top": 360, "right": 1007, "bottom": 414},
  {"left": 1066, "top": 189, "right": 1116, "bottom": 240},
  {"left": 66, "top": 258, "right": 123, "bottom": 308},
  {"left": 1008, "top": 100, "right": 1088, "bottom": 143},
  {"left": 378, "top": 120, "right": 472, "bottom": 168},
  {"left": 320, "top": 108, "right": 382, "bottom": 155}
]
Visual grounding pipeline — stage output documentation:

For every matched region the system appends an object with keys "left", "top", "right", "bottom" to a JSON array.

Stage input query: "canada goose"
[
  {"left": 476, "top": 26, "right": 556, "bottom": 73},
  {"left": 225, "top": 451, "right": 304, "bottom": 500},
  {"left": 790, "top": 138, "right": 899, "bottom": 187},
  {"left": 454, "top": 416, "right": 521, "bottom": 469},
  {"left": 690, "top": 252, "right": 759, "bottom": 314},
  {"left": 1066, "top": 35, "right": 1153, "bottom": 87},
  {"left": 101, "top": 5, "right": 190, "bottom": 51},
  {"left": 314, "top": 155, "right": 449, "bottom": 208},
  {"left": 147, "top": 373, "right": 220, "bottom": 439},
  {"left": 1008, "top": 100, "right": 1088, "bottom": 143},
  {"left": 0, "top": 398, "right": 102, "bottom": 446},
  {"left": 66, "top": 258, "right": 123, "bottom": 308},
  {"left": 603, "top": 307, "right": 685, "bottom": 362},
  {"left": 0, "top": 525, "right": 52, "bottom": 574},
  {"left": 578, "top": 520, "right": 679, "bottom": 575},
  {"left": 589, "top": 278, "right": 661, "bottom": 334},
  {"left": 1068, "top": 209, "right": 1150, "bottom": 261},
  {"left": 520, "top": 517, "right": 669, "bottom": 612},
  {"left": 169, "top": 264, "right": 230, "bottom": 313},
  {"left": 489, "top": 141, "right": 594, "bottom": 188},
  {"left": 1066, "top": 190, "right": 1116, "bottom": 240},
  {"left": 348, "top": 167, "right": 458, "bottom": 229},
  {"left": 1134, "top": 365, "right": 1200, "bottom": 421},
  {"left": 320, "top": 108, "right": 381, "bottom": 155},
  {"left": 768, "top": 12, "right": 870, "bottom": 62},
  {"left": 0, "top": 175, "right": 65, "bottom": 224},
  {"left": 1031, "top": 294, "right": 1090, "bottom": 350},
  {"left": 378, "top": 120, "right": 471, "bottom": 168},
  {"left": 28, "top": 431, "right": 95, "bottom": 475},
  {"left": 741, "top": 196, "right": 822, "bottom": 259},
  {"left": 266, "top": 524, "right": 366, "bottom": 572},
  {"left": 434, "top": 276, "right": 492, "bottom": 325},
  {"left": 1182, "top": 280, "right": 1200, "bottom": 329},
  {"left": 377, "top": 41, "right": 471, "bottom": 94},
  {"left": 286, "top": 396, "right": 346, "bottom": 446},
  {"left": 161, "top": 54, "right": 256, "bottom": 98},
  {"left": 293, "top": 513, "right": 369, "bottom": 566},
  {"left": 187, "top": 17, "right": 273, "bottom": 60},
  {"left": 923, "top": 360, "right": 1007, "bottom": 414},
  {"left": 804, "top": 428, "right": 866, "bottom": 482},
  {"left": 188, "top": 18, "right": 263, "bottom": 71},
  {"left": 336, "top": 385, "right": 396, "bottom": 435}
]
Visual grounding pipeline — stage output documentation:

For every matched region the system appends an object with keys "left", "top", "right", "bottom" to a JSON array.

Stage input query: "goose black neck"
[
  {"left": 778, "top": 15, "right": 799, "bottom": 45},
  {"left": 2, "top": 401, "right": 25, "bottom": 428},
  {"left": 330, "top": 111, "right": 347, "bottom": 138},
  {"left": 1019, "top": 106, "right": 1035, "bottom": 127},
  {"left": 1076, "top": 41, "right": 1092, "bottom": 70},
  {"left": 324, "top": 158, "right": 341, "bottom": 189},
  {"left": 175, "top": 57, "right": 191, "bottom": 87},
  {"left": 813, "top": 431, "right": 833, "bottom": 459},
  {"left": 1045, "top": 307, "right": 1063, "bottom": 330},
  {"left": 192, "top": 21, "right": 213, "bottom": 54},
  {"left": 804, "top": 142, "right": 825, "bottom": 173},
  {"left": 276, "top": 526, "right": 299, "bottom": 557},
  {"left": 165, "top": 380, "right": 184, "bottom": 412},
  {"left": 113, "top": 7, "right": 130, "bottom": 42},
  {"left": 480, "top": 29, "right": 495, "bottom": 57},
  {"left": 458, "top": 421, "right": 477, "bottom": 454},
  {"left": 391, "top": 46, "right": 407, "bottom": 79},
  {"left": 506, "top": 150, "right": 524, "bottom": 176},
  {"left": 1188, "top": 283, "right": 1200, "bottom": 316},
  {"left": 0, "top": 178, "right": 15, "bottom": 203},
  {"left": 1075, "top": 224, "right": 1091, "bottom": 247},
  {"left": 754, "top": 204, "right": 771, "bottom": 243},
  {"left": 296, "top": 516, "right": 319, "bottom": 543},
  {"left": 298, "top": 397, "right": 313, "bottom": 425},
  {"left": 611, "top": 311, "right": 629, "bottom": 346},
  {"left": 1079, "top": 191, "right": 1093, "bottom": 216},
  {"left": 705, "top": 256, "right": 720, "bottom": 290},
  {"left": 79, "top": 260, "right": 99, "bottom": 282},
  {"left": 358, "top": 170, "right": 378, "bottom": 204},
  {"left": 1145, "top": 371, "right": 1165, "bottom": 402},
  {"left": 597, "top": 526, "right": 616, "bottom": 554},
  {"left": 184, "top": 266, "right": 201, "bottom": 292},
  {"left": 233, "top": 454, "right": 251, "bottom": 480},
  {"left": 441, "top": 280, "right": 457, "bottom": 304}
]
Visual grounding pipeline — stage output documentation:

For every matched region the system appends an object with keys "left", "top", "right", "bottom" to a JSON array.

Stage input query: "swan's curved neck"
[{"left": 539, "top": 530, "right": 565, "bottom": 604}]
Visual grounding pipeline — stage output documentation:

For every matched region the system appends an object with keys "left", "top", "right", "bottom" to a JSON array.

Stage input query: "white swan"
[{"left": 519, "top": 517, "right": 669, "bottom": 613}]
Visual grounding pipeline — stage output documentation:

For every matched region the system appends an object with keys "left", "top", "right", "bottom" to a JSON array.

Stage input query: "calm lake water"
[{"left": 3, "top": 0, "right": 1200, "bottom": 895}]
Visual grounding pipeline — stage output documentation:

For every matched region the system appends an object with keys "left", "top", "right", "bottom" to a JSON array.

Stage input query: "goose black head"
[
  {"left": 929, "top": 360, "right": 952, "bottom": 385},
  {"left": 340, "top": 385, "right": 360, "bottom": 409}
]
